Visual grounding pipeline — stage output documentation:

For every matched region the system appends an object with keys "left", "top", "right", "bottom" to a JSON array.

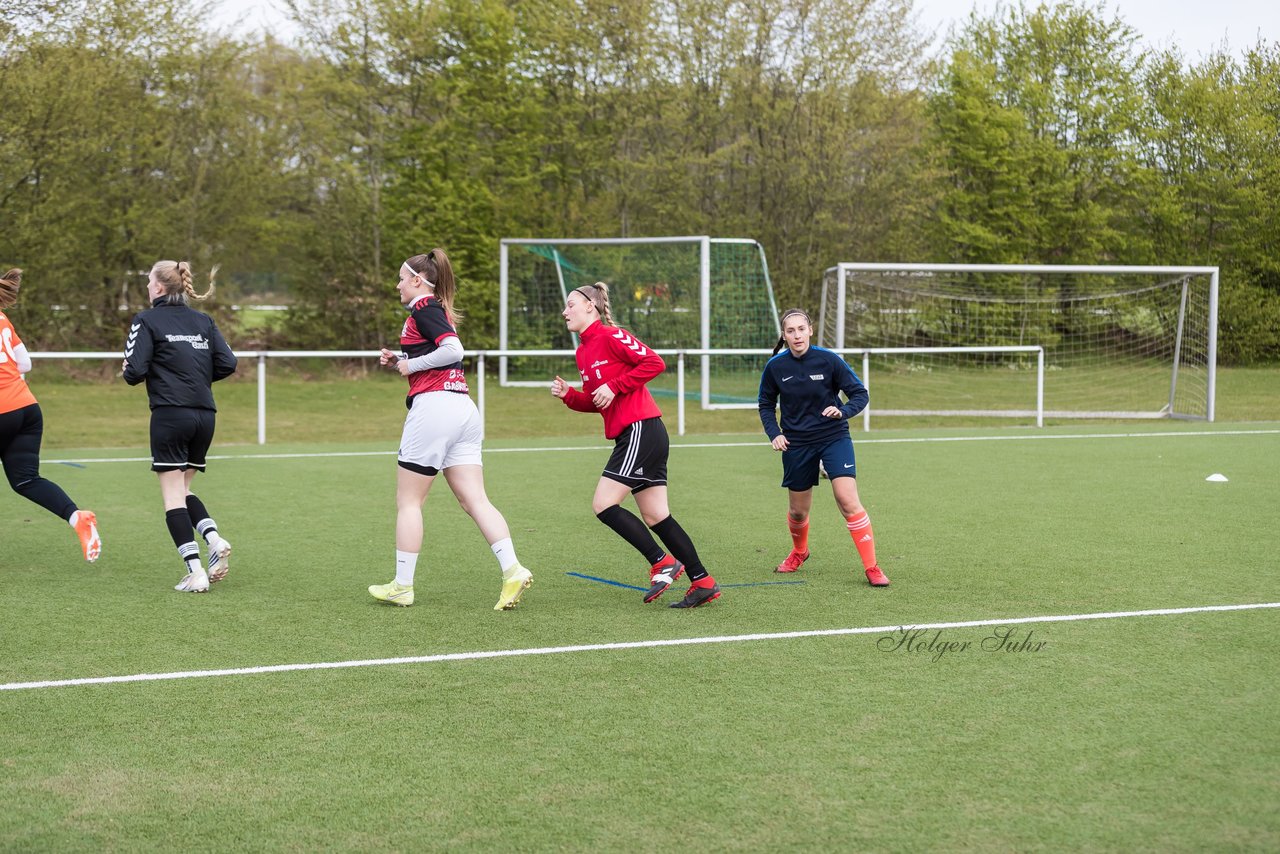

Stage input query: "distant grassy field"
[{"left": 24, "top": 360, "right": 1280, "bottom": 449}]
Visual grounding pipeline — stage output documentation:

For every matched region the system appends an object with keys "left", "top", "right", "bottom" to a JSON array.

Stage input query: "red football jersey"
[
  {"left": 400, "top": 294, "right": 468, "bottom": 401},
  {"left": 559, "top": 320, "right": 665, "bottom": 439}
]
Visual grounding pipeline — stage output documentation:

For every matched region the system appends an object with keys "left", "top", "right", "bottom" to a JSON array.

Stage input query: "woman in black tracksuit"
[{"left": 122, "top": 260, "right": 237, "bottom": 593}]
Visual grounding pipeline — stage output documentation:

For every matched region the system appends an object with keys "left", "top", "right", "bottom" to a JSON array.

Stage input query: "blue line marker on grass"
[
  {"left": 567, "top": 572, "right": 804, "bottom": 591},
  {"left": 55, "top": 461, "right": 87, "bottom": 468},
  {"left": 566, "top": 572, "right": 647, "bottom": 591}
]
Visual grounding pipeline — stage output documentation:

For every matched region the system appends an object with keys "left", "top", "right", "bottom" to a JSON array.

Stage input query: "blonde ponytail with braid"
[
  {"left": 572, "top": 282, "right": 615, "bottom": 327},
  {"left": 152, "top": 260, "right": 217, "bottom": 304}
]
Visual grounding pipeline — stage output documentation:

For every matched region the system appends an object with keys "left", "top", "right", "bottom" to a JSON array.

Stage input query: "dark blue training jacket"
[{"left": 758, "top": 346, "right": 868, "bottom": 446}]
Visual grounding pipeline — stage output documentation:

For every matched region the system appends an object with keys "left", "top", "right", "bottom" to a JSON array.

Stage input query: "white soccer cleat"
[
  {"left": 208, "top": 539, "right": 232, "bottom": 583},
  {"left": 175, "top": 571, "right": 210, "bottom": 593}
]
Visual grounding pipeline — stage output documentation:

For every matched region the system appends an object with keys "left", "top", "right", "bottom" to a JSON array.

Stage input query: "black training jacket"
[{"left": 122, "top": 298, "right": 237, "bottom": 410}]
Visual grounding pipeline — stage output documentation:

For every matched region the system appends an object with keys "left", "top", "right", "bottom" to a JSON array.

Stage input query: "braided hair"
[
  {"left": 151, "top": 260, "right": 217, "bottom": 304},
  {"left": 571, "top": 282, "right": 614, "bottom": 326}
]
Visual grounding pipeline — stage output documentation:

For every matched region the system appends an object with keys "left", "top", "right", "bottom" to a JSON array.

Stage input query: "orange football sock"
[
  {"left": 788, "top": 517, "right": 810, "bottom": 553},
  {"left": 845, "top": 510, "right": 877, "bottom": 570}
]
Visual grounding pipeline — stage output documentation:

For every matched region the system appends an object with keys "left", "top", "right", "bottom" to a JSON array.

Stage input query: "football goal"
[
  {"left": 819, "top": 263, "right": 1218, "bottom": 421},
  {"left": 499, "top": 237, "right": 781, "bottom": 408}
]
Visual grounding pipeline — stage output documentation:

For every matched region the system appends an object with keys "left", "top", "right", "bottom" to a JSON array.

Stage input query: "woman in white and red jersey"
[
  {"left": 368, "top": 248, "right": 533, "bottom": 611},
  {"left": 551, "top": 282, "right": 721, "bottom": 609},
  {"left": 0, "top": 268, "right": 101, "bottom": 563}
]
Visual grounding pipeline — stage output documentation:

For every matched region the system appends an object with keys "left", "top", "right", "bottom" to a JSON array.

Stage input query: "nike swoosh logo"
[
  {"left": 387, "top": 588, "right": 411, "bottom": 599},
  {"left": 781, "top": 376, "right": 794, "bottom": 381},
  {"left": 844, "top": 464, "right": 854, "bottom": 468}
]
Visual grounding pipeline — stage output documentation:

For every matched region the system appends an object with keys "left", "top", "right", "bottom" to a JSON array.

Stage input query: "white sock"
[
  {"left": 196, "top": 518, "right": 223, "bottom": 546},
  {"left": 68, "top": 511, "right": 80, "bottom": 528},
  {"left": 185, "top": 556, "right": 205, "bottom": 577},
  {"left": 395, "top": 550, "right": 418, "bottom": 587},
  {"left": 491, "top": 538, "right": 519, "bottom": 574}
]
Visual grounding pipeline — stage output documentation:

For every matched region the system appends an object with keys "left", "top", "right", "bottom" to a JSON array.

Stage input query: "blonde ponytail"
[
  {"left": 572, "top": 282, "right": 614, "bottom": 326},
  {"left": 152, "top": 260, "right": 216, "bottom": 303}
]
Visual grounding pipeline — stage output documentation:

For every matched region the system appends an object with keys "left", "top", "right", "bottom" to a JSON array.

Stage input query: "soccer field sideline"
[{"left": 5, "top": 601, "right": 1277, "bottom": 692}]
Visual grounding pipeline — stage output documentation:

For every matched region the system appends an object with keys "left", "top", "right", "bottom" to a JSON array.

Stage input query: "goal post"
[
  {"left": 820, "top": 263, "right": 1218, "bottom": 422},
  {"left": 499, "top": 236, "right": 781, "bottom": 409}
]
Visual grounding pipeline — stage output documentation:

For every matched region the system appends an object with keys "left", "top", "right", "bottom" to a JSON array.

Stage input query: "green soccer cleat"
[
  {"left": 369, "top": 580, "right": 415, "bottom": 606},
  {"left": 494, "top": 564, "right": 533, "bottom": 611}
]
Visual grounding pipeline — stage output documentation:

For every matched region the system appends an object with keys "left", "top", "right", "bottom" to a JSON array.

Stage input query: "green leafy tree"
[{"left": 928, "top": 2, "right": 1149, "bottom": 265}]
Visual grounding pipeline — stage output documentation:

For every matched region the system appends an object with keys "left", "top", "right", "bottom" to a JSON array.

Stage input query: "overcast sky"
[{"left": 210, "top": 0, "right": 1276, "bottom": 62}]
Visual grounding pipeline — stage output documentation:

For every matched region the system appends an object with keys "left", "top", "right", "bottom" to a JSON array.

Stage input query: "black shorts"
[
  {"left": 602, "top": 417, "right": 669, "bottom": 493},
  {"left": 150, "top": 407, "right": 216, "bottom": 473}
]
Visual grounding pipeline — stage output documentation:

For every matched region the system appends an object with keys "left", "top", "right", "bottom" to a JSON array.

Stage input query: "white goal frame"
[
  {"left": 499, "top": 236, "right": 781, "bottom": 409},
  {"left": 821, "top": 263, "right": 1219, "bottom": 421}
]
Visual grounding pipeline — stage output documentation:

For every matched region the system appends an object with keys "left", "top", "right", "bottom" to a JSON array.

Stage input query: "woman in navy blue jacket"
[{"left": 758, "top": 308, "right": 889, "bottom": 586}]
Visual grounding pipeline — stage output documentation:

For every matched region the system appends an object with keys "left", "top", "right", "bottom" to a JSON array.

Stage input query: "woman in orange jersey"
[{"left": 0, "top": 268, "right": 101, "bottom": 562}]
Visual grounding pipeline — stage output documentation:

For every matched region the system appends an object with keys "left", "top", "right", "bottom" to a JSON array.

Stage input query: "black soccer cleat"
[
  {"left": 643, "top": 560, "right": 685, "bottom": 604},
  {"left": 668, "top": 582, "right": 722, "bottom": 609}
]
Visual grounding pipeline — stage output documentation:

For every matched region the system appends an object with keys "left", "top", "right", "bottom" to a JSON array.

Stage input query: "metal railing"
[{"left": 31, "top": 345, "right": 1045, "bottom": 443}]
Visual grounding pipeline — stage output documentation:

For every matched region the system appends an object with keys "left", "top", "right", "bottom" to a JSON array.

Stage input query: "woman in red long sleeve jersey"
[{"left": 551, "top": 282, "right": 720, "bottom": 609}]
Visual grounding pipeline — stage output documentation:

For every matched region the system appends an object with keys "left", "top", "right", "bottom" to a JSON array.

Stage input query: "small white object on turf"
[{"left": 1205, "top": 473, "right": 1229, "bottom": 482}]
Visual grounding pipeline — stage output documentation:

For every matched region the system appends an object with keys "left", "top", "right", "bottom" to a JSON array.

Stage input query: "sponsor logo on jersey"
[
  {"left": 809, "top": 373, "right": 824, "bottom": 380},
  {"left": 165, "top": 333, "right": 209, "bottom": 349}
]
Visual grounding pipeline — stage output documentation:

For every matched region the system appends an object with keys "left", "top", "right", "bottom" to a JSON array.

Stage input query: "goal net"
[
  {"left": 819, "top": 264, "right": 1218, "bottom": 421},
  {"left": 500, "top": 237, "right": 781, "bottom": 408}
]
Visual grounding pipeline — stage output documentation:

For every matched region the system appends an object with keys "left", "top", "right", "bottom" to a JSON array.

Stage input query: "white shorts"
[{"left": 397, "top": 391, "right": 483, "bottom": 474}]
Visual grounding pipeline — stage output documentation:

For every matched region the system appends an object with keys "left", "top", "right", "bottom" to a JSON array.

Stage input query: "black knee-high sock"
[
  {"left": 165, "top": 508, "right": 201, "bottom": 571},
  {"left": 650, "top": 515, "right": 709, "bottom": 581},
  {"left": 185, "top": 493, "right": 218, "bottom": 542},
  {"left": 13, "top": 477, "right": 76, "bottom": 521},
  {"left": 596, "top": 505, "right": 666, "bottom": 566}
]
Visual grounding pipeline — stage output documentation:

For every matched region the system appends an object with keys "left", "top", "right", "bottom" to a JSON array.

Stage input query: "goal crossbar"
[
  {"left": 500, "top": 236, "right": 780, "bottom": 409},
  {"left": 822, "top": 262, "right": 1219, "bottom": 423}
]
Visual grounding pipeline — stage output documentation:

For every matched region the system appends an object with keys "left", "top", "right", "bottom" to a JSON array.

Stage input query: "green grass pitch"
[{"left": 2, "top": 415, "right": 1278, "bottom": 850}]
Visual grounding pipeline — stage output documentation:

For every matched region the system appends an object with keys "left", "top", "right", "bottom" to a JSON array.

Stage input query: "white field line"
[
  {"left": 42, "top": 428, "right": 1280, "bottom": 466},
  {"left": 3, "top": 602, "right": 1276, "bottom": 693}
]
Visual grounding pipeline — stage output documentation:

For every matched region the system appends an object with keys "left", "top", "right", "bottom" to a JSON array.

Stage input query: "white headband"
[{"left": 402, "top": 264, "right": 434, "bottom": 289}]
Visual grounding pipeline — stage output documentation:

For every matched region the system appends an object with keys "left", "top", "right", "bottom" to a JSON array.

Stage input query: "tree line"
[{"left": 2, "top": 0, "right": 1277, "bottom": 362}]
